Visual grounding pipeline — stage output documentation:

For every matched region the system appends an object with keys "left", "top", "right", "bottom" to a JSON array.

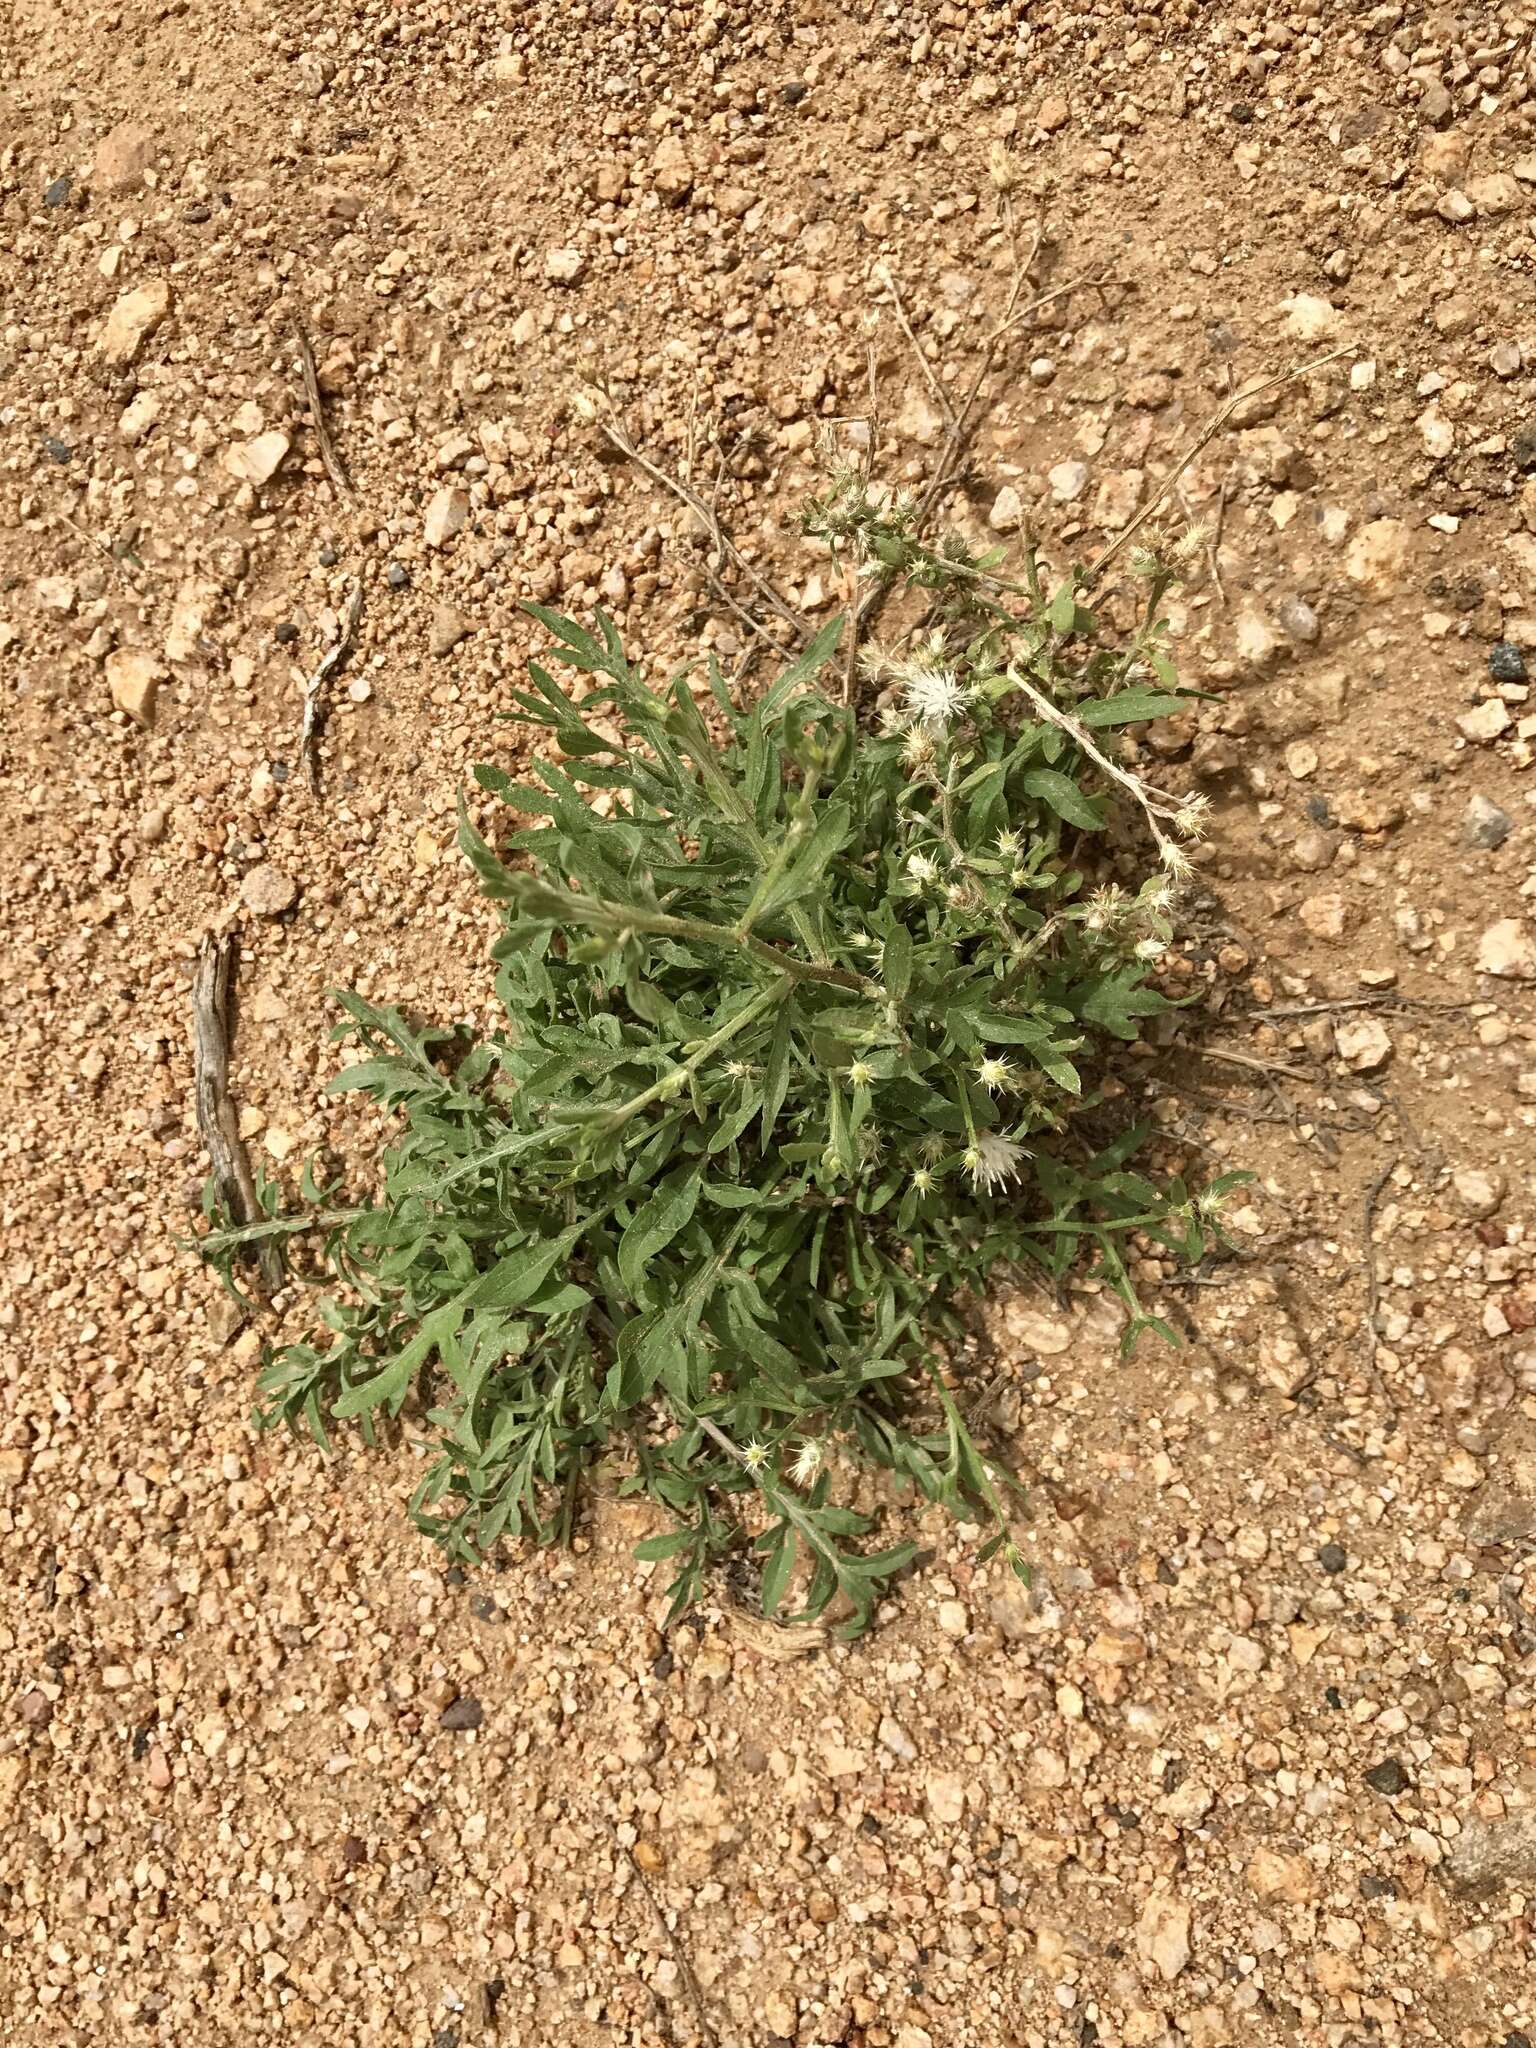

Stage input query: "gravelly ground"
[{"left": 5, "top": 1, "right": 1536, "bottom": 2042}]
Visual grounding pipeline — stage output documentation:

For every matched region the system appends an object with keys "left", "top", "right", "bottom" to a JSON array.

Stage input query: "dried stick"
[
  {"left": 293, "top": 315, "right": 355, "bottom": 505},
  {"left": 1086, "top": 345, "right": 1353, "bottom": 586},
  {"left": 1199, "top": 1046, "right": 1315, "bottom": 1084},
  {"left": 906, "top": 217, "right": 1048, "bottom": 542},
  {"left": 1003, "top": 661, "right": 1190, "bottom": 858},
  {"left": 299, "top": 582, "right": 364, "bottom": 795},
  {"left": 193, "top": 934, "right": 281, "bottom": 1289},
  {"left": 611, "top": 1826, "right": 721, "bottom": 2048},
  {"left": 876, "top": 262, "right": 956, "bottom": 425},
  {"left": 1360, "top": 1158, "right": 1397, "bottom": 1398},
  {"left": 600, "top": 413, "right": 805, "bottom": 649},
  {"left": 1205, "top": 478, "right": 1229, "bottom": 608}
]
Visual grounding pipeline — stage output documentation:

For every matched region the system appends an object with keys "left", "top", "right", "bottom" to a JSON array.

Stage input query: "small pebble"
[
  {"left": 44, "top": 437, "right": 73, "bottom": 464},
  {"left": 1464, "top": 795, "right": 1512, "bottom": 850},
  {"left": 241, "top": 864, "right": 299, "bottom": 917},
  {"left": 386, "top": 561, "right": 411, "bottom": 589},
  {"left": 273, "top": 621, "right": 299, "bottom": 645},
  {"left": 44, "top": 175, "right": 72, "bottom": 207},
  {"left": 1277, "top": 595, "right": 1320, "bottom": 644},
  {"left": 1318, "top": 1542, "right": 1347, "bottom": 1574},
  {"left": 1489, "top": 641, "right": 1528, "bottom": 683},
  {"left": 1453, "top": 1168, "right": 1505, "bottom": 1219},
  {"left": 1364, "top": 1758, "right": 1411, "bottom": 1797},
  {"left": 438, "top": 1696, "right": 485, "bottom": 1732},
  {"left": 318, "top": 543, "right": 339, "bottom": 567}
]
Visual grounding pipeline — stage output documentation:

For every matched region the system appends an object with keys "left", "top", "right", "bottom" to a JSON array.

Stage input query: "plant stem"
[
  {"left": 548, "top": 885, "right": 869, "bottom": 993},
  {"left": 733, "top": 766, "right": 820, "bottom": 941},
  {"left": 664, "top": 694, "right": 836, "bottom": 968},
  {"left": 602, "top": 978, "right": 790, "bottom": 1130}
]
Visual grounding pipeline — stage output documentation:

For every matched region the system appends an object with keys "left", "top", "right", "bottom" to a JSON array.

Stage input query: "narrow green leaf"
[
  {"left": 1022, "top": 768, "right": 1105, "bottom": 831},
  {"left": 618, "top": 1164, "right": 703, "bottom": 1299},
  {"left": 882, "top": 925, "right": 912, "bottom": 1003},
  {"left": 1078, "top": 688, "right": 1187, "bottom": 728}
]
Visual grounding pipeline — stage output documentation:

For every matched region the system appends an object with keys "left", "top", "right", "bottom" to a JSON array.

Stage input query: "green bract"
[{"left": 204, "top": 533, "right": 1244, "bottom": 1636}]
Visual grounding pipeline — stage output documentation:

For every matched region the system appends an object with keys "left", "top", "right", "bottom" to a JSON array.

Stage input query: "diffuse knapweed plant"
[{"left": 204, "top": 484, "right": 1242, "bottom": 1634}]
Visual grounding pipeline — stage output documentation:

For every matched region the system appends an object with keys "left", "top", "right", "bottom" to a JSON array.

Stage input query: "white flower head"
[
  {"left": 1159, "top": 837, "right": 1193, "bottom": 881},
  {"left": 1173, "top": 794, "right": 1211, "bottom": 840},
  {"left": 964, "top": 1132, "right": 1027, "bottom": 1195},
  {"left": 901, "top": 664, "right": 968, "bottom": 733},
  {"left": 789, "top": 1438, "right": 824, "bottom": 1487},
  {"left": 900, "top": 719, "right": 937, "bottom": 770},
  {"left": 907, "top": 851, "right": 941, "bottom": 885},
  {"left": 742, "top": 1439, "right": 770, "bottom": 1474},
  {"left": 996, "top": 827, "right": 1022, "bottom": 859},
  {"left": 847, "top": 1059, "right": 875, "bottom": 1088},
  {"left": 975, "top": 1055, "right": 1015, "bottom": 1094},
  {"left": 911, "top": 1166, "right": 936, "bottom": 1195},
  {"left": 1085, "top": 884, "right": 1127, "bottom": 933}
]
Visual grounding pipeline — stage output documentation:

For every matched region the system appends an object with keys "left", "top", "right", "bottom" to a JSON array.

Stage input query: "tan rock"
[
  {"left": 424, "top": 485, "right": 469, "bottom": 548},
  {"left": 165, "top": 576, "right": 217, "bottom": 663},
  {"left": 0, "top": 1754, "right": 27, "bottom": 1819},
  {"left": 896, "top": 391, "right": 944, "bottom": 447},
  {"left": 430, "top": 604, "right": 471, "bottom": 655},
  {"left": 1335, "top": 1016, "right": 1392, "bottom": 1073},
  {"left": 1280, "top": 292, "right": 1342, "bottom": 342},
  {"left": 93, "top": 120, "right": 157, "bottom": 190},
  {"left": 1466, "top": 172, "right": 1522, "bottom": 216},
  {"left": 1087, "top": 1627, "right": 1147, "bottom": 1667},
  {"left": 925, "top": 1771, "right": 966, "bottom": 1824},
  {"left": 1247, "top": 1845, "right": 1316, "bottom": 1903},
  {"left": 118, "top": 390, "right": 160, "bottom": 443},
  {"left": 989, "top": 484, "right": 1024, "bottom": 533},
  {"left": 107, "top": 648, "right": 165, "bottom": 724},
  {"left": 1137, "top": 1890, "right": 1192, "bottom": 1981},
  {"left": 1445, "top": 1813, "right": 1536, "bottom": 1894},
  {"left": 652, "top": 133, "right": 693, "bottom": 203},
  {"left": 222, "top": 430, "right": 290, "bottom": 487},
  {"left": 98, "top": 278, "right": 171, "bottom": 365},
  {"left": 1300, "top": 892, "right": 1349, "bottom": 942},
  {"left": 1458, "top": 698, "right": 1511, "bottom": 743},
  {"left": 1344, "top": 517, "right": 1410, "bottom": 595},
  {"left": 241, "top": 865, "right": 299, "bottom": 917},
  {"left": 1453, "top": 1168, "right": 1505, "bottom": 1218},
  {"left": 1092, "top": 468, "right": 1144, "bottom": 530},
  {"left": 762, "top": 1989, "right": 797, "bottom": 2040},
  {"left": 1478, "top": 918, "right": 1536, "bottom": 980}
]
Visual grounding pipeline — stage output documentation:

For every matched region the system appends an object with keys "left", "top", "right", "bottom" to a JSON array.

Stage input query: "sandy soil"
[{"left": 5, "top": 2, "right": 1536, "bottom": 2043}]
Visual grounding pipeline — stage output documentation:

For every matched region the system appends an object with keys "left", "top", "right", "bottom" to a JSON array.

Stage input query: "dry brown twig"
[
  {"left": 609, "top": 1823, "right": 722, "bottom": 2048},
  {"left": 299, "top": 582, "right": 364, "bottom": 796},
  {"left": 598, "top": 408, "right": 805, "bottom": 655},
  {"left": 292, "top": 314, "right": 355, "bottom": 506},
  {"left": 192, "top": 934, "right": 281, "bottom": 1291},
  {"left": 875, "top": 261, "right": 956, "bottom": 427},
  {"left": 1086, "top": 344, "right": 1354, "bottom": 585},
  {"left": 1360, "top": 1158, "right": 1398, "bottom": 1401}
]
